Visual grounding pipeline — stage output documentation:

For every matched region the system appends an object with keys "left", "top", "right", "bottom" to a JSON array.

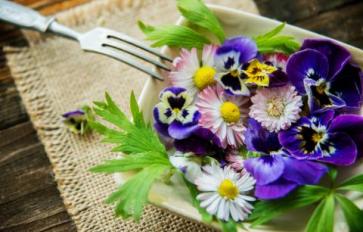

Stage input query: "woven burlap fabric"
[{"left": 5, "top": 0, "right": 258, "bottom": 231}]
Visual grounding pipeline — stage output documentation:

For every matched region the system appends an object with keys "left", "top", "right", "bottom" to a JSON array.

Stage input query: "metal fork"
[{"left": 0, "top": 0, "right": 171, "bottom": 81}]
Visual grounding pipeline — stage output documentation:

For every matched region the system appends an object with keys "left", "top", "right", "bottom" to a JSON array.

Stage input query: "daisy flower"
[
  {"left": 169, "top": 45, "right": 218, "bottom": 96},
  {"left": 196, "top": 85, "right": 249, "bottom": 148},
  {"left": 249, "top": 85, "right": 303, "bottom": 132},
  {"left": 195, "top": 163, "right": 256, "bottom": 221},
  {"left": 225, "top": 150, "right": 244, "bottom": 172}
]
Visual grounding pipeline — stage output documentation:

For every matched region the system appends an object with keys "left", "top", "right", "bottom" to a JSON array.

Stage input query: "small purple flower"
[
  {"left": 62, "top": 109, "right": 88, "bottom": 134},
  {"left": 244, "top": 119, "right": 328, "bottom": 200},
  {"left": 286, "top": 39, "right": 363, "bottom": 113},
  {"left": 279, "top": 110, "right": 358, "bottom": 166},
  {"left": 173, "top": 127, "right": 221, "bottom": 156},
  {"left": 214, "top": 36, "right": 258, "bottom": 96},
  {"left": 153, "top": 87, "right": 200, "bottom": 140}
]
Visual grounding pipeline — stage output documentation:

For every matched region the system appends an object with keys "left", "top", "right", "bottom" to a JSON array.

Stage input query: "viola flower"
[
  {"left": 62, "top": 109, "right": 89, "bottom": 135},
  {"left": 249, "top": 85, "right": 303, "bottom": 132},
  {"left": 244, "top": 119, "right": 328, "bottom": 199},
  {"left": 244, "top": 59, "right": 277, "bottom": 87},
  {"left": 169, "top": 45, "right": 218, "bottom": 96},
  {"left": 214, "top": 36, "right": 258, "bottom": 96},
  {"left": 195, "top": 163, "right": 256, "bottom": 221},
  {"left": 286, "top": 39, "right": 363, "bottom": 113},
  {"left": 279, "top": 110, "right": 359, "bottom": 166},
  {"left": 153, "top": 87, "right": 200, "bottom": 140},
  {"left": 196, "top": 85, "right": 250, "bottom": 148},
  {"left": 173, "top": 127, "right": 222, "bottom": 156}
]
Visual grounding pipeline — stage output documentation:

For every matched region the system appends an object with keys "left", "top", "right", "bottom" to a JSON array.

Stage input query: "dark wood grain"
[{"left": 0, "top": 0, "right": 363, "bottom": 232}]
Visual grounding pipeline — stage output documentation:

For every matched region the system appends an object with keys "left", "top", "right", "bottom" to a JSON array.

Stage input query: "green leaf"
[
  {"left": 249, "top": 185, "right": 329, "bottom": 227},
  {"left": 328, "top": 167, "right": 338, "bottom": 182},
  {"left": 338, "top": 174, "right": 363, "bottom": 192},
  {"left": 335, "top": 194, "right": 363, "bottom": 232},
  {"left": 182, "top": 176, "right": 213, "bottom": 223},
  {"left": 106, "top": 164, "right": 170, "bottom": 221},
  {"left": 305, "top": 194, "right": 335, "bottom": 232},
  {"left": 254, "top": 23, "right": 300, "bottom": 54},
  {"left": 90, "top": 93, "right": 173, "bottom": 221},
  {"left": 90, "top": 152, "right": 170, "bottom": 173},
  {"left": 177, "top": 0, "right": 225, "bottom": 42},
  {"left": 138, "top": 21, "right": 210, "bottom": 49},
  {"left": 219, "top": 219, "right": 237, "bottom": 232}
]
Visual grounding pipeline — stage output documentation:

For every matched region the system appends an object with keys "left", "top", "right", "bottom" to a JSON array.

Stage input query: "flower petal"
[
  {"left": 301, "top": 39, "right": 351, "bottom": 79},
  {"left": 244, "top": 155, "right": 285, "bottom": 185},
  {"left": 286, "top": 49, "right": 329, "bottom": 94},
  {"left": 168, "top": 121, "right": 198, "bottom": 140},
  {"left": 255, "top": 178, "right": 298, "bottom": 200},
  {"left": 216, "top": 36, "right": 257, "bottom": 64},
  {"left": 318, "top": 132, "right": 357, "bottom": 166},
  {"left": 282, "top": 157, "right": 328, "bottom": 184}
]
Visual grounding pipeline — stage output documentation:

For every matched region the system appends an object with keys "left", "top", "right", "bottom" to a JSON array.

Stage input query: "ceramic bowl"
[{"left": 116, "top": 4, "right": 363, "bottom": 231}]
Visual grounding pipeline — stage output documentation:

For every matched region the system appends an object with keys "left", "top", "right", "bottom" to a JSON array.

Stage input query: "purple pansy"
[
  {"left": 279, "top": 110, "right": 359, "bottom": 166},
  {"left": 62, "top": 109, "right": 89, "bottom": 134},
  {"left": 244, "top": 119, "right": 328, "bottom": 200},
  {"left": 214, "top": 36, "right": 258, "bottom": 96},
  {"left": 174, "top": 127, "right": 222, "bottom": 156},
  {"left": 153, "top": 87, "right": 200, "bottom": 140},
  {"left": 286, "top": 39, "right": 363, "bottom": 113}
]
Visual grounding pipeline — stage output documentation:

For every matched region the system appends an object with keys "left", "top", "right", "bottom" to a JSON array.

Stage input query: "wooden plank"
[
  {"left": 255, "top": 0, "right": 358, "bottom": 23},
  {"left": 296, "top": 1, "right": 363, "bottom": 48}
]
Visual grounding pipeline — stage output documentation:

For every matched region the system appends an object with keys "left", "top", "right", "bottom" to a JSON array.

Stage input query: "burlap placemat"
[{"left": 5, "top": 0, "right": 258, "bottom": 231}]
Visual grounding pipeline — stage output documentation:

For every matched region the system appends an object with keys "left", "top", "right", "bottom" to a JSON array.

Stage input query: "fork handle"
[{"left": 0, "top": 0, "right": 80, "bottom": 40}]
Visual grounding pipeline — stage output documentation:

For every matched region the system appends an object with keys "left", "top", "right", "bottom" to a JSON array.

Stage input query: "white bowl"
[{"left": 116, "top": 4, "right": 363, "bottom": 231}]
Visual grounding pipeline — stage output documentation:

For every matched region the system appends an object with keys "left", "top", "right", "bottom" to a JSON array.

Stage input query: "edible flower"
[
  {"left": 249, "top": 85, "right": 303, "bottom": 132},
  {"left": 153, "top": 87, "right": 200, "bottom": 140},
  {"left": 169, "top": 45, "right": 218, "bottom": 96},
  {"left": 279, "top": 110, "right": 359, "bottom": 166},
  {"left": 62, "top": 109, "right": 89, "bottom": 135},
  {"left": 244, "top": 59, "right": 277, "bottom": 87},
  {"left": 286, "top": 39, "right": 363, "bottom": 113},
  {"left": 244, "top": 119, "right": 328, "bottom": 199},
  {"left": 214, "top": 36, "right": 258, "bottom": 96},
  {"left": 195, "top": 163, "right": 256, "bottom": 221},
  {"left": 196, "top": 85, "right": 249, "bottom": 148}
]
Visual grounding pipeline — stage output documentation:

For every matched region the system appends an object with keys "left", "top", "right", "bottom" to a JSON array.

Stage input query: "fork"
[{"left": 0, "top": 0, "right": 171, "bottom": 81}]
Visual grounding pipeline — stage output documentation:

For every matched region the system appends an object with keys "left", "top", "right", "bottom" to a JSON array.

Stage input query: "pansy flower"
[
  {"left": 195, "top": 163, "right": 256, "bottom": 221},
  {"left": 62, "top": 109, "right": 89, "bottom": 135},
  {"left": 286, "top": 39, "right": 363, "bottom": 112},
  {"left": 196, "top": 85, "right": 250, "bottom": 148},
  {"left": 214, "top": 36, "right": 258, "bottom": 96},
  {"left": 249, "top": 85, "right": 303, "bottom": 132},
  {"left": 279, "top": 110, "right": 360, "bottom": 166},
  {"left": 153, "top": 87, "right": 200, "bottom": 140},
  {"left": 244, "top": 119, "right": 328, "bottom": 199},
  {"left": 262, "top": 53, "right": 289, "bottom": 87},
  {"left": 169, "top": 45, "right": 218, "bottom": 96}
]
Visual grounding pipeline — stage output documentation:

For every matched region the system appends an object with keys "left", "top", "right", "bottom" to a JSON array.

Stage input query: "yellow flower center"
[
  {"left": 244, "top": 59, "right": 277, "bottom": 87},
  {"left": 218, "top": 179, "right": 239, "bottom": 200},
  {"left": 220, "top": 101, "right": 241, "bottom": 123},
  {"left": 266, "top": 97, "right": 285, "bottom": 117},
  {"left": 312, "top": 132, "right": 324, "bottom": 143},
  {"left": 193, "top": 66, "right": 216, "bottom": 90}
]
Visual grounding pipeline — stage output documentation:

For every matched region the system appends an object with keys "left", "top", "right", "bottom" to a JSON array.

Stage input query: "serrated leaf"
[
  {"left": 249, "top": 185, "right": 329, "bottom": 227},
  {"left": 255, "top": 23, "right": 285, "bottom": 40},
  {"left": 182, "top": 176, "right": 213, "bottom": 223},
  {"left": 176, "top": 0, "right": 225, "bottom": 42},
  {"left": 138, "top": 21, "right": 210, "bottom": 49},
  {"left": 106, "top": 164, "right": 169, "bottom": 221},
  {"left": 129, "top": 91, "right": 145, "bottom": 128},
  {"left": 335, "top": 194, "right": 363, "bottom": 232},
  {"left": 338, "top": 174, "right": 363, "bottom": 192},
  {"left": 305, "top": 194, "right": 335, "bottom": 232}
]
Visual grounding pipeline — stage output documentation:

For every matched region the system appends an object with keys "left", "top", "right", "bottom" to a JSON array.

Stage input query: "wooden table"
[{"left": 1, "top": 0, "right": 362, "bottom": 231}]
